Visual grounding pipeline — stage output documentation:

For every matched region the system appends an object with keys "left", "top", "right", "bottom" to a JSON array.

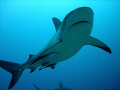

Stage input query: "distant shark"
[
  {"left": 0, "top": 7, "right": 111, "bottom": 89},
  {"left": 33, "top": 84, "right": 41, "bottom": 90},
  {"left": 55, "top": 82, "right": 73, "bottom": 90},
  {"left": 33, "top": 82, "right": 73, "bottom": 90}
]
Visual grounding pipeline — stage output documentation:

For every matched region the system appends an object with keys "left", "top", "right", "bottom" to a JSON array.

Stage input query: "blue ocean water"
[{"left": 0, "top": 0, "right": 120, "bottom": 90}]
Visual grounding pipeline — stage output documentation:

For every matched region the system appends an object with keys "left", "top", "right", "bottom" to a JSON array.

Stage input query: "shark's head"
[{"left": 61, "top": 7, "right": 94, "bottom": 31}]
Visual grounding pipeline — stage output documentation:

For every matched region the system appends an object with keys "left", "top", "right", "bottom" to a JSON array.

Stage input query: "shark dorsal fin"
[
  {"left": 52, "top": 17, "right": 61, "bottom": 31},
  {"left": 59, "top": 82, "right": 63, "bottom": 88}
]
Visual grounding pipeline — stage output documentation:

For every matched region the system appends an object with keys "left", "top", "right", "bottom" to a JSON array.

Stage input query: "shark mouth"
[{"left": 71, "top": 20, "right": 91, "bottom": 27}]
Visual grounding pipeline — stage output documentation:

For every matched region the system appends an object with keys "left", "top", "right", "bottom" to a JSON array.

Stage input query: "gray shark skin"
[
  {"left": 33, "top": 82, "right": 72, "bottom": 90},
  {"left": 0, "top": 7, "right": 111, "bottom": 89}
]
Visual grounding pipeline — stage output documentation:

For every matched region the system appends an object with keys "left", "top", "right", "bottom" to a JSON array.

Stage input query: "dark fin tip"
[
  {"left": 8, "top": 86, "right": 11, "bottom": 89},
  {"left": 103, "top": 46, "right": 112, "bottom": 54},
  {"left": 91, "top": 45, "right": 112, "bottom": 54},
  {"left": 30, "top": 70, "right": 32, "bottom": 73}
]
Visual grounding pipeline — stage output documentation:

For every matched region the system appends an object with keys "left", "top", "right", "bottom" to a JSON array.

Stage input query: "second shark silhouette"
[
  {"left": 33, "top": 82, "right": 73, "bottom": 90},
  {"left": 0, "top": 7, "right": 111, "bottom": 89}
]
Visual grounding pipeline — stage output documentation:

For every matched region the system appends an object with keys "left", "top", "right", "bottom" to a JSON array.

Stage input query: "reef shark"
[
  {"left": 55, "top": 82, "right": 73, "bottom": 90},
  {"left": 33, "top": 84, "right": 41, "bottom": 90},
  {"left": 0, "top": 7, "right": 111, "bottom": 89},
  {"left": 33, "top": 82, "right": 73, "bottom": 90}
]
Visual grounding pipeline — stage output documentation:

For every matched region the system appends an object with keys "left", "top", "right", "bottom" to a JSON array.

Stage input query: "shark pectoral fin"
[
  {"left": 87, "top": 36, "right": 112, "bottom": 54},
  {"left": 52, "top": 17, "right": 61, "bottom": 31}
]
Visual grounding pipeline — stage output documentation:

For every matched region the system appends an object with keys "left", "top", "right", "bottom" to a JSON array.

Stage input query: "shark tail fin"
[{"left": 0, "top": 60, "right": 23, "bottom": 89}]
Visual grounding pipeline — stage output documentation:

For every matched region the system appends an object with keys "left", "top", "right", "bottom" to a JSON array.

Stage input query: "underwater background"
[{"left": 0, "top": 0, "right": 120, "bottom": 90}]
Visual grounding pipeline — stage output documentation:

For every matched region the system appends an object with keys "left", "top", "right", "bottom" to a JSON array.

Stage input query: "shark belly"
[{"left": 50, "top": 22, "right": 92, "bottom": 64}]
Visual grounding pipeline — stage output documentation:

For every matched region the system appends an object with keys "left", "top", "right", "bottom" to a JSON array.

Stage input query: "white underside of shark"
[{"left": 0, "top": 7, "right": 111, "bottom": 89}]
